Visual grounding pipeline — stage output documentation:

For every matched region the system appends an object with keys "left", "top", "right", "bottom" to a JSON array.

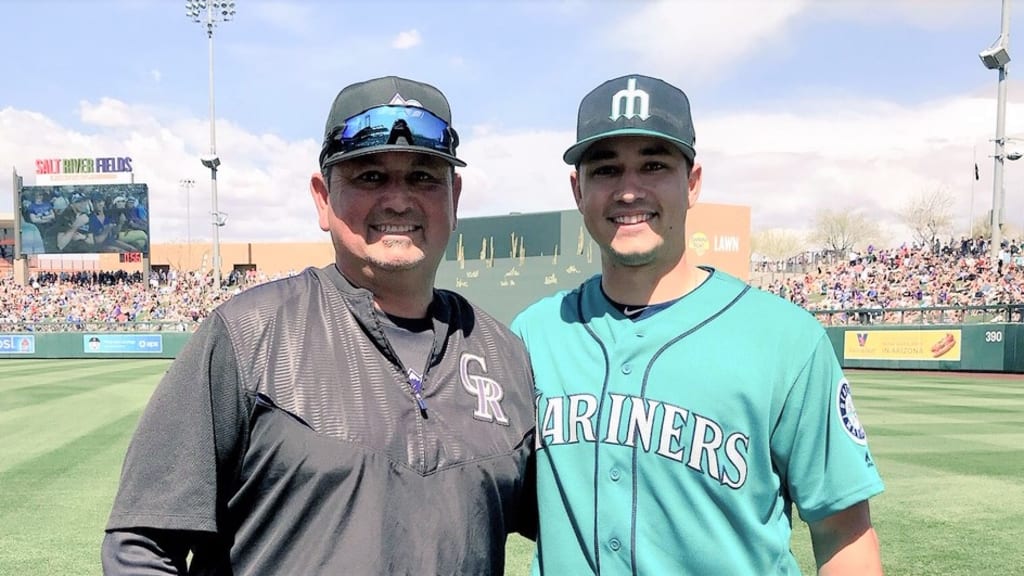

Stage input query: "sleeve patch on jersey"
[{"left": 836, "top": 378, "right": 867, "bottom": 445}]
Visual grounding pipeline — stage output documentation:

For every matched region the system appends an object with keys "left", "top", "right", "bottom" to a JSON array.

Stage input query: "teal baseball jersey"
[{"left": 511, "top": 268, "right": 884, "bottom": 575}]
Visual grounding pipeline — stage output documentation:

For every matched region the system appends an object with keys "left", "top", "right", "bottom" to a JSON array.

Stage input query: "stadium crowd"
[
  {"left": 0, "top": 267, "right": 299, "bottom": 332},
  {"left": 756, "top": 236, "right": 1024, "bottom": 324},
  {"left": 2, "top": 236, "right": 1023, "bottom": 330}
]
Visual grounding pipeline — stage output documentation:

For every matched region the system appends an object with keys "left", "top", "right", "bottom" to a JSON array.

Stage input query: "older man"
[{"left": 103, "top": 76, "right": 536, "bottom": 575}]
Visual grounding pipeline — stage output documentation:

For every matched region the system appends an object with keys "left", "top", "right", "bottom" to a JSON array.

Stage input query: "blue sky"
[{"left": 3, "top": 0, "right": 1024, "bottom": 245}]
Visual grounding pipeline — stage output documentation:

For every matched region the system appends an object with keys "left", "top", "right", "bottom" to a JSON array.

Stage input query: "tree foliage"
[
  {"left": 899, "top": 187, "right": 955, "bottom": 246},
  {"left": 752, "top": 228, "right": 806, "bottom": 262},
  {"left": 810, "top": 208, "right": 879, "bottom": 256}
]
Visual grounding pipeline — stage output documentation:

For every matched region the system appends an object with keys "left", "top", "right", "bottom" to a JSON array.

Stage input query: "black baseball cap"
[
  {"left": 563, "top": 74, "right": 696, "bottom": 165},
  {"left": 319, "top": 76, "right": 466, "bottom": 169}
]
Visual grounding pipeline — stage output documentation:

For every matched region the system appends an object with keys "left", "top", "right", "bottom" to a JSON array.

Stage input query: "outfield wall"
[
  {"left": 0, "top": 332, "right": 188, "bottom": 359},
  {"left": 824, "top": 324, "right": 1024, "bottom": 373},
  {"left": 4, "top": 323, "right": 1023, "bottom": 373}
]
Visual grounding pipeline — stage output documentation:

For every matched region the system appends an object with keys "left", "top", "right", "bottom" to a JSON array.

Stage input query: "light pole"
[
  {"left": 186, "top": 0, "right": 235, "bottom": 287},
  {"left": 179, "top": 178, "right": 195, "bottom": 268},
  {"left": 979, "top": 0, "right": 1013, "bottom": 263}
]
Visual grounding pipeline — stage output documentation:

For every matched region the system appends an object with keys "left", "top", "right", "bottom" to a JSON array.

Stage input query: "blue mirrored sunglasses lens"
[{"left": 333, "top": 105, "right": 453, "bottom": 154}]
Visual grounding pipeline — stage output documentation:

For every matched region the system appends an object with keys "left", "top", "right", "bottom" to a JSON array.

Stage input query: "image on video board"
[{"left": 18, "top": 183, "right": 151, "bottom": 256}]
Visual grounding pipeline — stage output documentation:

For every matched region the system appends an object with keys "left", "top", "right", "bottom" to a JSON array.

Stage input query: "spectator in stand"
[{"left": 755, "top": 236, "right": 1024, "bottom": 324}]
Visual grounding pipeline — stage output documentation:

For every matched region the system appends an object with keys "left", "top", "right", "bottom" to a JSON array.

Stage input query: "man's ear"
[
  {"left": 571, "top": 169, "right": 583, "bottom": 210},
  {"left": 687, "top": 162, "right": 703, "bottom": 209},
  {"left": 310, "top": 170, "right": 331, "bottom": 232},
  {"left": 451, "top": 170, "right": 462, "bottom": 231}
]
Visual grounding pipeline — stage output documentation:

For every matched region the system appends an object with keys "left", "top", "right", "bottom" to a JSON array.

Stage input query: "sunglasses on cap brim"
[{"left": 321, "top": 105, "right": 459, "bottom": 167}]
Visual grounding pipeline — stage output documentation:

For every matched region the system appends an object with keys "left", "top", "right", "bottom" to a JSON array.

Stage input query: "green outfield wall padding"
[
  {"left": 3, "top": 323, "right": 1022, "bottom": 374},
  {"left": 0, "top": 332, "right": 190, "bottom": 359}
]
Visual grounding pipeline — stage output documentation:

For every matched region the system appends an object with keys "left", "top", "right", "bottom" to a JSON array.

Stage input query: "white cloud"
[
  {"left": 612, "top": 0, "right": 810, "bottom": 84},
  {"left": 5, "top": 86, "right": 1024, "bottom": 250},
  {"left": 79, "top": 98, "right": 149, "bottom": 129},
  {"left": 149, "top": 69, "right": 162, "bottom": 83},
  {"left": 606, "top": 0, "right": 988, "bottom": 86},
  {"left": 392, "top": 29, "right": 422, "bottom": 50},
  {"left": 459, "top": 129, "right": 577, "bottom": 218}
]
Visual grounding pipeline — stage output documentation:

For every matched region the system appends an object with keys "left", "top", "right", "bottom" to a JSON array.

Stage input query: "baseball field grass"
[{"left": 1, "top": 360, "right": 1021, "bottom": 575}]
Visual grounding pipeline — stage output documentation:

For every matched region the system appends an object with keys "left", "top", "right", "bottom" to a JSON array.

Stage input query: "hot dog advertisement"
[{"left": 845, "top": 329, "right": 963, "bottom": 361}]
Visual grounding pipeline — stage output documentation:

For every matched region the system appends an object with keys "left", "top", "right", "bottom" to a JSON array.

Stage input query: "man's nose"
[{"left": 614, "top": 169, "right": 646, "bottom": 203}]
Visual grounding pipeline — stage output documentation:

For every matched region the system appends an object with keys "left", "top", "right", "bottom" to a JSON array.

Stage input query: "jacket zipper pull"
[{"left": 409, "top": 370, "right": 427, "bottom": 414}]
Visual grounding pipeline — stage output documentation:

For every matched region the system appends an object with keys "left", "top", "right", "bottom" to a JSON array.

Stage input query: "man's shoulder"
[
  {"left": 434, "top": 288, "right": 517, "bottom": 334},
  {"left": 709, "top": 269, "right": 824, "bottom": 332},
  {"left": 214, "top": 268, "right": 322, "bottom": 321},
  {"left": 510, "top": 275, "right": 597, "bottom": 331}
]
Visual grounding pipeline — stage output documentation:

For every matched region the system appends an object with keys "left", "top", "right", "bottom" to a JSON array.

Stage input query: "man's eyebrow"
[
  {"left": 638, "top": 144, "right": 675, "bottom": 157},
  {"left": 581, "top": 148, "right": 618, "bottom": 163},
  {"left": 409, "top": 158, "right": 448, "bottom": 170}
]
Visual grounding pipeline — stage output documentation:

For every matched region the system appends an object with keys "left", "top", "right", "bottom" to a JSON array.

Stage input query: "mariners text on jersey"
[{"left": 537, "top": 392, "right": 749, "bottom": 488}]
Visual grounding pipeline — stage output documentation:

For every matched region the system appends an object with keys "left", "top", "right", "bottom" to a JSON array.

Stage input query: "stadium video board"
[{"left": 18, "top": 183, "right": 151, "bottom": 256}]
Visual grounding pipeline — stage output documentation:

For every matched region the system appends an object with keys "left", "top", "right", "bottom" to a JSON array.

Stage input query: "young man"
[
  {"left": 512, "top": 74, "right": 884, "bottom": 575},
  {"left": 103, "top": 76, "right": 536, "bottom": 575}
]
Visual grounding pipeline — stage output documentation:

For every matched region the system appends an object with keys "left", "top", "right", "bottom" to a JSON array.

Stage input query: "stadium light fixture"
[
  {"left": 980, "top": 0, "right": 1013, "bottom": 262},
  {"left": 186, "top": 0, "right": 236, "bottom": 288}
]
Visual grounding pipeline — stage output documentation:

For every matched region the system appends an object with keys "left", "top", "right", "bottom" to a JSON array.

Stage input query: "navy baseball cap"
[
  {"left": 319, "top": 76, "right": 466, "bottom": 170},
  {"left": 563, "top": 74, "right": 696, "bottom": 165}
]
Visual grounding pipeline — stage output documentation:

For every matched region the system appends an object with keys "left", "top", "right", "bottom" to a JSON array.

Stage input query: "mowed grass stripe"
[
  {"left": 0, "top": 358, "right": 155, "bottom": 386},
  {"left": 0, "top": 362, "right": 169, "bottom": 474},
  {"left": 843, "top": 373, "right": 1024, "bottom": 576},
  {"left": 0, "top": 360, "right": 170, "bottom": 411},
  {"left": 862, "top": 459, "right": 1024, "bottom": 575},
  {"left": 867, "top": 434, "right": 1018, "bottom": 455},
  {"left": 870, "top": 421, "right": 1023, "bottom": 436},
  {"left": 886, "top": 450, "right": 1024, "bottom": 478},
  {"left": 0, "top": 409, "right": 143, "bottom": 576}
]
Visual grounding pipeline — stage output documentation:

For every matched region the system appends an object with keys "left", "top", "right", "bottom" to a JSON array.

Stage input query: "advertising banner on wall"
[
  {"left": 83, "top": 334, "right": 163, "bottom": 354},
  {"left": 0, "top": 335, "right": 36, "bottom": 354},
  {"left": 844, "top": 329, "right": 962, "bottom": 361}
]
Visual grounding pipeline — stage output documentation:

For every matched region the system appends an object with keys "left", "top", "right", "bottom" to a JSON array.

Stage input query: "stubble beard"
[
  {"left": 607, "top": 246, "right": 659, "bottom": 267},
  {"left": 366, "top": 238, "right": 426, "bottom": 271},
  {"left": 605, "top": 232, "right": 664, "bottom": 267}
]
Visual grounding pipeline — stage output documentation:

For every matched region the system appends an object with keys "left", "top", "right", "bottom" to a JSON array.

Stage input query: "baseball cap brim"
[
  {"left": 563, "top": 128, "right": 696, "bottom": 165},
  {"left": 321, "top": 144, "right": 467, "bottom": 170}
]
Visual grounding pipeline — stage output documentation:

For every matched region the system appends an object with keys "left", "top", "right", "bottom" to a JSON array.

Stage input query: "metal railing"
[
  {"left": 0, "top": 320, "right": 200, "bottom": 333},
  {"left": 811, "top": 304, "right": 1024, "bottom": 326}
]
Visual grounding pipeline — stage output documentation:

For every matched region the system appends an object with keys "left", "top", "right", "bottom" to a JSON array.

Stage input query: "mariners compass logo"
[{"left": 836, "top": 378, "right": 867, "bottom": 445}]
